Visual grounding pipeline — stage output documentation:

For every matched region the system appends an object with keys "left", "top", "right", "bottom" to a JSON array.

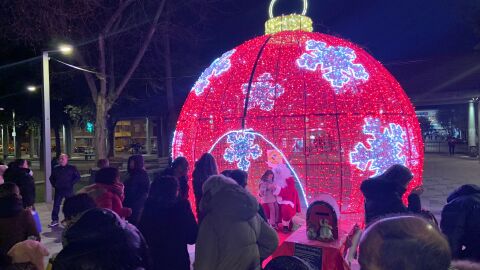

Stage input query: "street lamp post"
[
  {"left": 42, "top": 44, "right": 73, "bottom": 203},
  {"left": 42, "top": 51, "right": 52, "bottom": 203},
  {"left": 12, "top": 110, "right": 16, "bottom": 156}
]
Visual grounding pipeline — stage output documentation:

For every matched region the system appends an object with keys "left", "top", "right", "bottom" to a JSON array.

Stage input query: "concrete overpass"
[{"left": 388, "top": 51, "right": 480, "bottom": 151}]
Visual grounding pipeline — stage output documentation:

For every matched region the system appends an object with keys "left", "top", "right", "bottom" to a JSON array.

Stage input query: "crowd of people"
[{"left": 0, "top": 153, "right": 478, "bottom": 270}]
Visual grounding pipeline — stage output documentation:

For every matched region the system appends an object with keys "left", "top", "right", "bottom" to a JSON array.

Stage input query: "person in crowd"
[
  {"left": 360, "top": 164, "right": 423, "bottom": 224},
  {"left": 79, "top": 167, "right": 131, "bottom": 219},
  {"left": 89, "top": 158, "right": 110, "bottom": 184},
  {"left": 138, "top": 176, "right": 197, "bottom": 270},
  {"left": 4, "top": 159, "right": 35, "bottom": 209},
  {"left": 259, "top": 170, "right": 279, "bottom": 228},
  {"left": 0, "top": 183, "right": 39, "bottom": 257},
  {"left": 51, "top": 154, "right": 60, "bottom": 170},
  {"left": 220, "top": 169, "right": 232, "bottom": 178},
  {"left": 275, "top": 175, "right": 301, "bottom": 233},
  {"left": 192, "top": 153, "right": 218, "bottom": 216},
  {"left": 6, "top": 239, "right": 49, "bottom": 270},
  {"left": 52, "top": 208, "right": 150, "bottom": 270},
  {"left": 124, "top": 155, "right": 150, "bottom": 225},
  {"left": 451, "top": 260, "right": 480, "bottom": 270},
  {"left": 441, "top": 184, "right": 480, "bottom": 262},
  {"left": 162, "top": 156, "right": 190, "bottom": 200},
  {"left": 62, "top": 194, "right": 97, "bottom": 228},
  {"left": 49, "top": 154, "right": 81, "bottom": 227},
  {"left": 194, "top": 175, "right": 279, "bottom": 270},
  {"left": 359, "top": 215, "right": 451, "bottom": 270},
  {"left": 448, "top": 137, "right": 456, "bottom": 156},
  {"left": 0, "top": 164, "right": 8, "bottom": 185},
  {"left": 229, "top": 169, "right": 268, "bottom": 222},
  {"left": 96, "top": 159, "right": 109, "bottom": 169}
]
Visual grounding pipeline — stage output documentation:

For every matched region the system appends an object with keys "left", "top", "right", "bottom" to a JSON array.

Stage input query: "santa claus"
[{"left": 272, "top": 164, "right": 301, "bottom": 233}]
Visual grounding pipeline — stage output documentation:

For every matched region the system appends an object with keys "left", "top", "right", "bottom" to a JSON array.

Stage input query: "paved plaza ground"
[{"left": 33, "top": 153, "right": 480, "bottom": 265}]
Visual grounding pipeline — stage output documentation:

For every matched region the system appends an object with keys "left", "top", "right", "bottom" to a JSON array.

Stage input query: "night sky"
[{"left": 0, "top": 0, "right": 478, "bottom": 120}]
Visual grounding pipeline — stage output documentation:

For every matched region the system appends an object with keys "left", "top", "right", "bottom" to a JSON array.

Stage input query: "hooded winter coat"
[
  {"left": 79, "top": 182, "right": 131, "bottom": 218},
  {"left": 3, "top": 168, "right": 35, "bottom": 208},
  {"left": 52, "top": 208, "right": 150, "bottom": 270},
  {"left": 360, "top": 165, "right": 421, "bottom": 224},
  {"left": 441, "top": 184, "right": 480, "bottom": 261},
  {"left": 124, "top": 155, "right": 150, "bottom": 225},
  {"left": 194, "top": 175, "right": 279, "bottom": 270},
  {"left": 139, "top": 198, "right": 197, "bottom": 270},
  {"left": 0, "top": 196, "right": 39, "bottom": 256}
]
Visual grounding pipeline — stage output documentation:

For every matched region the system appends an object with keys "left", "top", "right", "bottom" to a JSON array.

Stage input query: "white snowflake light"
[
  {"left": 192, "top": 49, "right": 236, "bottom": 96},
  {"left": 349, "top": 118, "right": 407, "bottom": 177},
  {"left": 171, "top": 130, "right": 184, "bottom": 159},
  {"left": 223, "top": 131, "right": 262, "bottom": 171},
  {"left": 297, "top": 40, "right": 369, "bottom": 93},
  {"left": 242, "top": 73, "right": 285, "bottom": 111}
]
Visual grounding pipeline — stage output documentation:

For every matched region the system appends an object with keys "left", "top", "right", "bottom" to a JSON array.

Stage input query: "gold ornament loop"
[{"left": 269, "top": 0, "right": 308, "bottom": 19}]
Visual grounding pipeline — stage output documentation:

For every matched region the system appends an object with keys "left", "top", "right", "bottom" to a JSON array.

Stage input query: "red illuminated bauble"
[{"left": 173, "top": 10, "right": 423, "bottom": 223}]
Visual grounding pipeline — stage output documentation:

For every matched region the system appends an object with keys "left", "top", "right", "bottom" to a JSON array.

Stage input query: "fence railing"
[{"left": 423, "top": 142, "right": 469, "bottom": 154}]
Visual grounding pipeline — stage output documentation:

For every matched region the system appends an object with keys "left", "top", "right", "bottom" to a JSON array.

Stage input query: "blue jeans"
[{"left": 51, "top": 189, "right": 73, "bottom": 222}]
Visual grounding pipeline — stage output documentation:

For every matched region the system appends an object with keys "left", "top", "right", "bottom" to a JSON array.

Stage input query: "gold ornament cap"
[{"left": 265, "top": 0, "right": 313, "bottom": 34}]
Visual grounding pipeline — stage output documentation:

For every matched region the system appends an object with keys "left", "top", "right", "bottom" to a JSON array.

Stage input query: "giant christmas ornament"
[{"left": 173, "top": 0, "right": 423, "bottom": 222}]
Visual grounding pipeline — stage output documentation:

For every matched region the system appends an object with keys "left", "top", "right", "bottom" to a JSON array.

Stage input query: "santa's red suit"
[{"left": 276, "top": 177, "right": 301, "bottom": 227}]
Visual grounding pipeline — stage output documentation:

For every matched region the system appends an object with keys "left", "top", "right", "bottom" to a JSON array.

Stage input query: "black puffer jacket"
[
  {"left": 3, "top": 168, "right": 35, "bottom": 208},
  {"left": 52, "top": 208, "right": 151, "bottom": 270},
  {"left": 360, "top": 165, "right": 421, "bottom": 224},
  {"left": 139, "top": 199, "right": 197, "bottom": 270},
  {"left": 441, "top": 184, "right": 480, "bottom": 261},
  {"left": 49, "top": 165, "right": 80, "bottom": 191}
]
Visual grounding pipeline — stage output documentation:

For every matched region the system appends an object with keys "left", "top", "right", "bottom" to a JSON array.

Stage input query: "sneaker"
[{"left": 48, "top": 220, "right": 59, "bottom": 228}]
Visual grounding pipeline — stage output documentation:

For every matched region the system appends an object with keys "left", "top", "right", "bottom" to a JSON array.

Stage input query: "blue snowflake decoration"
[
  {"left": 297, "top": 40, "right": 369, "bottom": 93},
  {"left": 242, "top": 73, "right": 285, "bottom": 111},
  {"left": 349, "top": 118, "right": 407, "bottom": 177},
  {"left": 192, "top": 49, "right": 236, "bottom": 96},
  {"left": 224, "top": 131, "right": 262, "bottom": 171}
]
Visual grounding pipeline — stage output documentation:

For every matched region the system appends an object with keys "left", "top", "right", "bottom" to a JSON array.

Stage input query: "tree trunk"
[
  {"left": 107, "top": 118, "right": 116, "bottom": 158},
  {"left": 95, "top": 96, "right": 108, "bottom": 160},
  {"left": 162, "top": 18, "right": 177, "bottom": 157},
  {"left": 65, "top": 123, "right": 73, "bottom": 157},
  {"left": 158, "top": 115, "right": 169, "bottom": 157},
  {"left": 53, "top": 125, "right": 61, "bottom": 157},
  {"left": 29, "top": 129, "right": 35, "bottom": 158},
  {"left": 39, "top": 129, "right": 44, "bottom": 170},
  {"left": 15, "top": 135, "right": 22, "bottom": 159}
]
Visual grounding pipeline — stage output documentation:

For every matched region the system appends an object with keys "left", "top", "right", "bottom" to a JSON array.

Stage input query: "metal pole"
[
  {"left": 477, "top": 101, "right": 480, "bottom": 160},
  {"left": 468, "top": 101, "right": 476, "bottom": 155},
  {"left": 43, "top": 52, "right": 52, "bottom": 203},
  {"left": 12, "top": 110, "right": 16, "bottom": 156},
  {"left": 146, "top": 117, "right": 151, "bottom": 155},
  {"left": 1, "top": 125, "right": 3, "bottom": 159},
  {"left": 62, "top": 124, "right": 66, "bottom": 153}
]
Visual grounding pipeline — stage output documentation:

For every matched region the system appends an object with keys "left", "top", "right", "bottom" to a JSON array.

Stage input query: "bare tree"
[{"left": 1, "top": 0, "right": 167, "bottom": 159}]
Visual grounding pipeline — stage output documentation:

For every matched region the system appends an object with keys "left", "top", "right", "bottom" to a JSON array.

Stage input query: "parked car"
[{"left": 74, "top": 146, "right": 87, "bottom": 153}]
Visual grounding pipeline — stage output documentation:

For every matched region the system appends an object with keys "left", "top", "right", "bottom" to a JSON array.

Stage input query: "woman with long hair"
[{"left": 192, "top": 153, "right": 218, "bottom": 216}]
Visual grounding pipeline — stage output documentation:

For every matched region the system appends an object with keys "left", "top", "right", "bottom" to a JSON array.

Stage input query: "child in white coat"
[{"left": 259, "top": 170, "right": 278, "bottom": 228}]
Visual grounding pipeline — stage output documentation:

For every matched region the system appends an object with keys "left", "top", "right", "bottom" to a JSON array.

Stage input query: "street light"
[
  {"left": 27, "top": 86, "right": 37, "bottom": 92},
  {"left": 58, "top": 44, "right": 73, "bottom": 55},
  {"left": 42, "top": 43, "right": 73, "bottom": 203}
]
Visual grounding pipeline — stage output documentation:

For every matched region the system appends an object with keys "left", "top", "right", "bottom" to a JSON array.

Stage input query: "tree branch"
[
  {"left": 103, "top": 0, "right": 135, "bottom": 35},
  {"left": 112, "top": 0, "right": 167, "bottom": 101},
  {"left": 75, "top": 51, "right": 98, "bottom": 103},
  {"left": 98, "top": 34, "right": 108, "bottom": 96}
]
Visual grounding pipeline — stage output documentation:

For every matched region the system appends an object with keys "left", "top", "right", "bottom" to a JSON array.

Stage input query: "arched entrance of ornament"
[{"left": 207, "top": 129, "right": 309, "bottom": 208}]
